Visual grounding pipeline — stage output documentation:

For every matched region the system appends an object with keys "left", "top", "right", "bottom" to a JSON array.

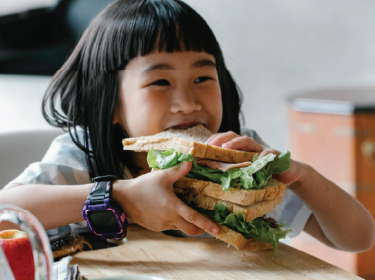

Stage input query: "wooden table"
[{"left": 71, "top": 225, "right": 363, "bottom": 280}]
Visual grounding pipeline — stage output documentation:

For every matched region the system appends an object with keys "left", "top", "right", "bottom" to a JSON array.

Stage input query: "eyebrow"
[
  {"left": 191, "top": 59, "right": 216, "bottom": 69},
  {"left": 142, "top": 59, "right": 216, "bottom": 74}
]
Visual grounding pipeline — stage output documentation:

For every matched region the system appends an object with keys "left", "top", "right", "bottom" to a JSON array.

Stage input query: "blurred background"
[
  {"left": 1, "top": 0, "right": 375, "bottom": 149},
  {"left": 1, "top": 0, "right": 375, "bottom": 278}
]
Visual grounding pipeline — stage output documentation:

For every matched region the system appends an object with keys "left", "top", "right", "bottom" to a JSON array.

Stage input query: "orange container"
[{"left": 289, "top": 89, "right": 375, "bottom": 279}]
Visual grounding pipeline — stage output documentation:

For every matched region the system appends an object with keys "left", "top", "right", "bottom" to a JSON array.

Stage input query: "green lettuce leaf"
[
  {"left": 271, "top": 150, "right": 291, "bottom": 174},
  {"left": 147, "top": 149, "right": 291, "bottom": 191},
  {"left": 147, "top": 149, "right": 194, "bottom": 169},
  {"left": 241, "top": 153, "right": 276, "bottom": 175},
  {"left": 199, "top": 204, "right": 292, "bottom": 255}
]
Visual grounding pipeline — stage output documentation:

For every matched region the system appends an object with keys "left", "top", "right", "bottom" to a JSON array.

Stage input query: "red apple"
[{"left": 0, "top": 230, "right": 34, "bottom": 280}]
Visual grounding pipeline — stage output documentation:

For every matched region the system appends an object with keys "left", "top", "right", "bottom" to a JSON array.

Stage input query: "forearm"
[
  {"left": 289, "top": 163, "right": 375, "bottom": 252},
  {"left": 0, "top": 184, "right": 92, "bottom": 230}
]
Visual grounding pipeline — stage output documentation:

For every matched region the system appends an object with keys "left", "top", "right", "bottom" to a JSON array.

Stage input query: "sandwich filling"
[
  {"left": 175, "top": 188, "right": 290, "bottom": 255},
  {"left": 147, "top": 149, "right": 291, "bottom": 191},
  {"left": 199, "top": 204, "right": 291, "bottom": 255}
]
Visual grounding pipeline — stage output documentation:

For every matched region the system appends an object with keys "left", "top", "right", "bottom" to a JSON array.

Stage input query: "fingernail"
[{"left": 211, "top": 227, "right": 219, "bottom": 234}]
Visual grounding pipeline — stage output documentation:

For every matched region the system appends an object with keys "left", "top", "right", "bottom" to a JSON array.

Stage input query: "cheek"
[
  {"left": 212, "top": 85, "right": 223, "bottom": 113},
  {"left": 212, "top": 89, "right": 223, "bottom": 130},
  {"left": 122, "top": 88, "right": 161, "bottom": 116},
  {"left": 137, "top": 92, "right": 170, "bottom": 114},
  {"left": 208, "top": 91, "right": 222, "bottom": 116},
  {"left": 200, "top": 84, "right": 223, "bottom": 132},
  {"left": 121, "top": 91, "right": 168, "bottom": 136}
]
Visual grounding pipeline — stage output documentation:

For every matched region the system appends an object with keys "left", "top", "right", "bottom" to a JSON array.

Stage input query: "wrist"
[
  {"left": 112, "top": 179, "right": 137, "bottom": 220},
  {"left": 112, "top": 179, "right": 126, "bottom": 204}
]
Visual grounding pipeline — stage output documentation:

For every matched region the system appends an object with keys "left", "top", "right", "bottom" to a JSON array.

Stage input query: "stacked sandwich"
[{"left": 123, "top": 124, "right": 291, "bottom": 254}]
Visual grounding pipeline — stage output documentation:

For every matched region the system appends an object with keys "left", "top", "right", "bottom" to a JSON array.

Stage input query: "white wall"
[
  {"left": 1, "top": 0, "right": 375, "bottom": 151},
  {"left": 0, "top": 75, "right": 52, "bottom": 132},
  {"left": 185, "top": 0, "right": 375, "bottom": 150},
  {"left": 0, "top": 0, "right": 58, "bottom": 16}
]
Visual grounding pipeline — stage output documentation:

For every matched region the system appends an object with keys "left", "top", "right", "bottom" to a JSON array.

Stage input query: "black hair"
[{"left": 42, "top": 0, "right": 244, "bottom": 179}]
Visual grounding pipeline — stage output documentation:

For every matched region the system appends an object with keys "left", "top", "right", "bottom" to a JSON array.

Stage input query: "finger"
[
  {"left": 205, "top": 131, "right": 239, "bottom": 147},
  {"left": 161, "top": 161, "right": 192, "bottom": 185},
  {"left": 272, "top": 158, "right": 300, "bottom": 184},
  {"left": 205, "top": 132, "right": 235, "bottom": 144},
  {"left": 206, "top": 131, "right": 238, "bottom": 145},
  {"left": 177, "top": 203, "right": 219, "bottom": 235},
  {"left": 173, "top": 218, "right": 206, "bottom": 236},
  {"left": 259, "top": 148, "right": 281, "bottom": 158},
  {"left": 205, "top": 132, "right": 226, "bottom": 144},
  {"left": 205, "top": 133, "right": 218, "bottom": 144},
  {"left": 221, "top": 136, "right": 264, "bottom": 152}
]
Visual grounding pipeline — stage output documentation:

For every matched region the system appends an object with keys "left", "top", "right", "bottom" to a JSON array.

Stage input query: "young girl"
[{"left": 1, "top": 0, "right": 374, "bottom": 252}]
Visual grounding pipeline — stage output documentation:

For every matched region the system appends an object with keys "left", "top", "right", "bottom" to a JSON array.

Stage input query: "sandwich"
[{"left": 122, "top": 124, "right": 291, "bottom": 254}]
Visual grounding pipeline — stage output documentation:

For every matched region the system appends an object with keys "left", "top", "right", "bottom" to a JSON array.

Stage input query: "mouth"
[{"left": 166, "top": 122, "right": 206, "bottom": 130}]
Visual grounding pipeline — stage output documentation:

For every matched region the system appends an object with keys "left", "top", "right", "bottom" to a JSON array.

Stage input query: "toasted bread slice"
[
  {"left": 141, "top": 124, "right": 213, "bottom": 143},
  {"left": 122, "top": 124, "right": 258, "bottom": 163},
  {"left": 174, "top": 177, "right": 286, "bottom": 206},
  {"left": 214, "top": 224, "right": 274, "bottom": 251},
  {"left": 175, "top": 190, "right": 282, "bottom": 222}
]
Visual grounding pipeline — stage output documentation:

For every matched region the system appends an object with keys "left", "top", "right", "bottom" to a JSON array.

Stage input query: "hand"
[
  {"left": 206, "top": 131, "right": 304, "bottom": 185},
  {"left": 112, "top": 161, "right": 219, "bottom": 236}
]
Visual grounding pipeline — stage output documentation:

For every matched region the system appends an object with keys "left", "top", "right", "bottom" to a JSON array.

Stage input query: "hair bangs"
[
  {"left": 77, "top": 0, "right": 221, "bottom": 72},
  {"left": 125, "top": 0, "right": 220, "bottom": 61}
]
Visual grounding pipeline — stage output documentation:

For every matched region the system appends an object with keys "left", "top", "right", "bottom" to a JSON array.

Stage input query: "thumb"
[{"left": 163, "top": 161, "right": 192, "bottom": 184}]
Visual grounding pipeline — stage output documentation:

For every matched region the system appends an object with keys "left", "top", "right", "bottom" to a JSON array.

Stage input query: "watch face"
[{"left": 87, "top": 210, "right": 120, "bottom": 234}]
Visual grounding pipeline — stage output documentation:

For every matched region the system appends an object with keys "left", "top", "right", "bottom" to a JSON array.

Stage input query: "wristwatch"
[{"left": 82, "top": 175, "right": 127, "bottom": 240}]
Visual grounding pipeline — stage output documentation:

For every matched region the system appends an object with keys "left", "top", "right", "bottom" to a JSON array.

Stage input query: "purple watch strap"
[{"left": 82, "top": 178, "right": 127, "bottom": 240}]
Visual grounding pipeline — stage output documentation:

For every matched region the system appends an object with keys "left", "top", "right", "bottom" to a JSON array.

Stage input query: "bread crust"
[
  {"left": 123, "top": 137, "right": 259, "bottom": 163},
  {"left": 214, "top": 224, "right": 274, "bottom": 251},
  {"left": 174, "top": 177, "right": 286, "bottom": 206}
]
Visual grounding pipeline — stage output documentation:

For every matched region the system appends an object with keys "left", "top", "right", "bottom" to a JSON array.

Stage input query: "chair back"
[{"left": 0, "top": 129, "right": 63, "bottom": 189}]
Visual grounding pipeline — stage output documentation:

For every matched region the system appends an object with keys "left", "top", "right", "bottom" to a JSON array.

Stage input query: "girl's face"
[{"left": 116, "top": 51, "right": 223, "bottom": 137}]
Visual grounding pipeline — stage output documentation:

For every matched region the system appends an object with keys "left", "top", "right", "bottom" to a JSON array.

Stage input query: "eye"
[
  {"left": 150, "top": 79, "right": 170, "bottom": 86},
  {"left": 194, "top": 76, "right": 212, "bottom": 84}
]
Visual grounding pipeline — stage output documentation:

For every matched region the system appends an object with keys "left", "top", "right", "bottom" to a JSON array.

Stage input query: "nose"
[{"left": 170, "top": 88, "right": 202, "bottom": 114}]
